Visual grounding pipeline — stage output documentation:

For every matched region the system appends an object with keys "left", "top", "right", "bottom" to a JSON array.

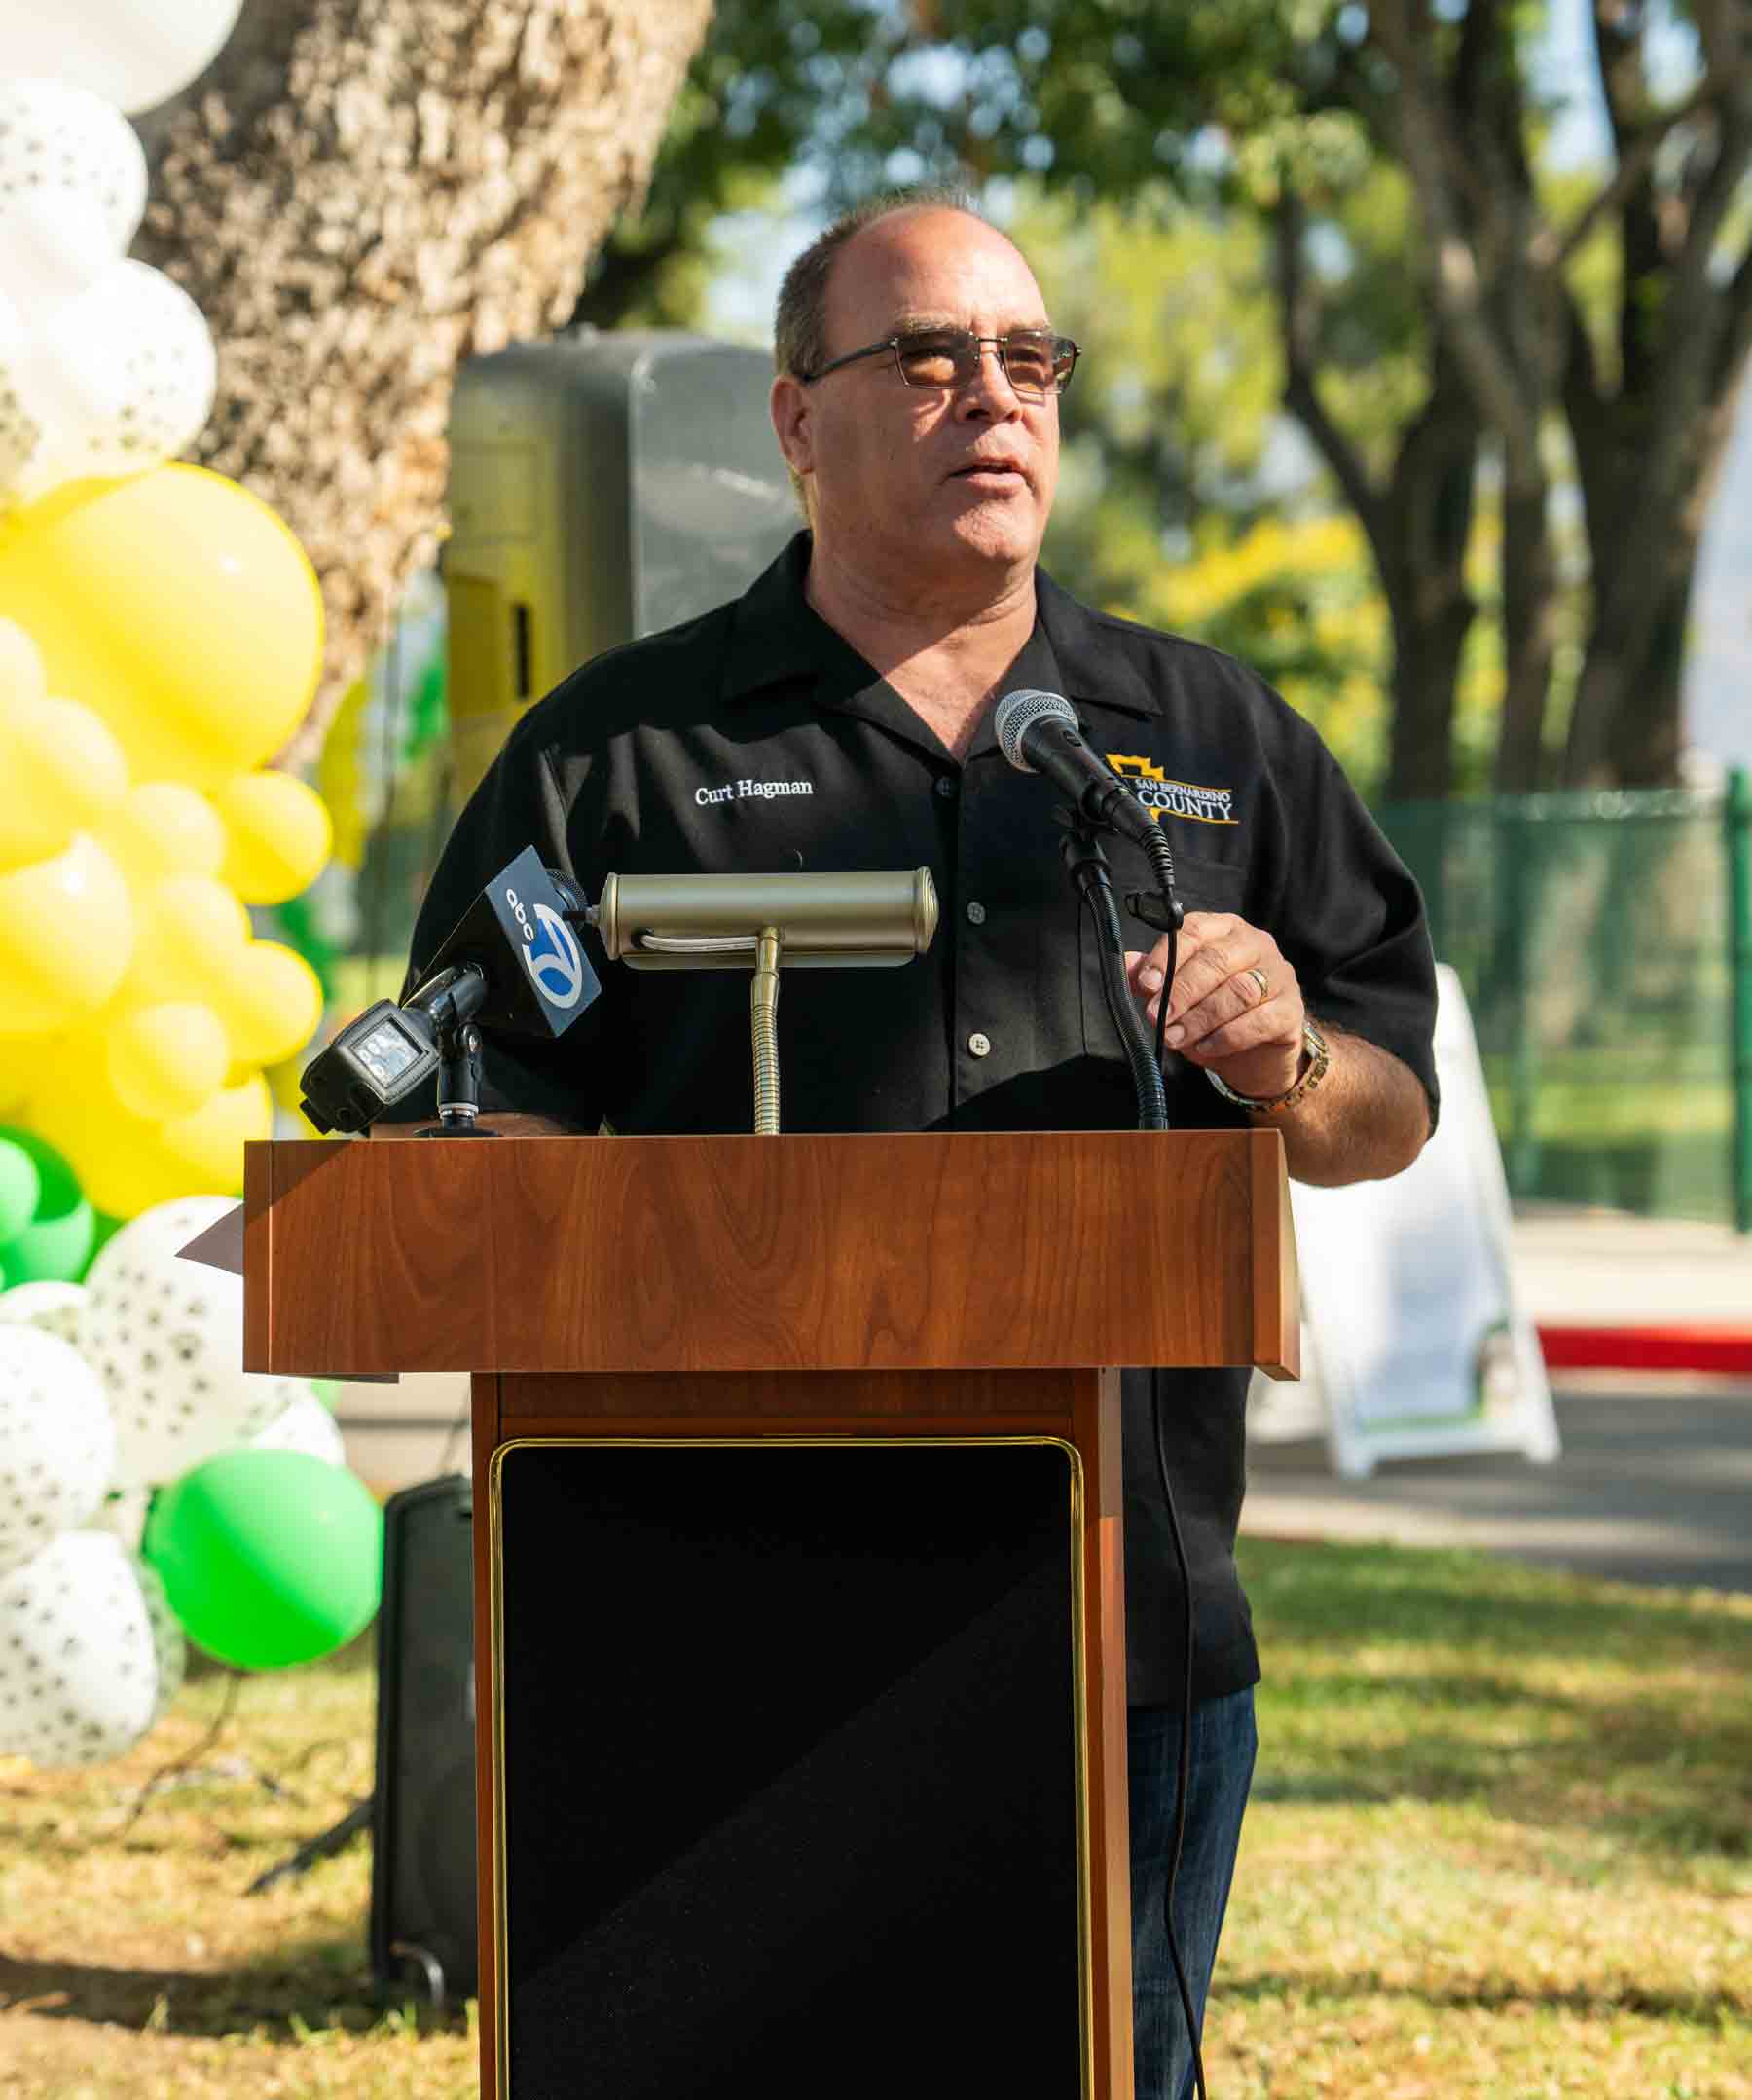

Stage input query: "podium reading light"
[{"left": 591, "top": 868, "right": 937, "bottom": 1134}]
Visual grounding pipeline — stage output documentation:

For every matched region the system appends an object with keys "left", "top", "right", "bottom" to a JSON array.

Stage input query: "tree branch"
[
  {"left": 1713, "top": 239, "right": 1752, "bottom": 395},
  {"left": 1365, "top": 0, "right": 1543, "bottom": 481},
  {"left": 1271, "top": 194, "right": 1384, "bottom": 548},
  {"left": 1539, "top": 80, "right": 1720, "bottom": 269},
  {"left": 1590, "top": 0, "right": 1655, "bottom": 156}
]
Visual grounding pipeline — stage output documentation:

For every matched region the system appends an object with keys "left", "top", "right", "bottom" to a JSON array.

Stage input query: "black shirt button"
[
  {"left": 967, "top": 1032, "right": 992, "bottom": 1057},
  {"left": 966, "top": 901, "right": 987, "bottom": 925},
  {"left": 934, "top": 775, "right": 957, "bottom": 798}
]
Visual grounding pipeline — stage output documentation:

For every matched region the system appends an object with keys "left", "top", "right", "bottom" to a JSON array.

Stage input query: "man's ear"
[{"left": 770, "top": 373, "right": 814, "bottom": 481}]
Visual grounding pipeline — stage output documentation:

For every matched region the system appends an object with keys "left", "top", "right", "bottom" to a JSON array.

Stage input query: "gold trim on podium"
[{"left": 486, "top": 1434, "right": 1093, "bottom": 2100}]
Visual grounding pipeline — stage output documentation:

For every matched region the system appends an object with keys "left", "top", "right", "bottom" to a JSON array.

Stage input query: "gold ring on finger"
[{"left": 1245, "top": 966, "right": 1269, "bottom": 1001}]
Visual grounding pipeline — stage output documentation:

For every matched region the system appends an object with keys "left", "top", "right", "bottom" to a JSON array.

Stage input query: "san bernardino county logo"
[{"left": 1105, "top": 754, "right": 1237, "bottom": 827}]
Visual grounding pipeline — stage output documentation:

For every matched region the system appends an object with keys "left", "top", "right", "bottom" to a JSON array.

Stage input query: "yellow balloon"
[
  {"left": 0, "top": 618, "right": 47, "bottom": 712},
  {"left": 122, "top": 874, "right": 250, "bottom": 1008},
  {"left": 99, "top": 781, "right": 226, "bottom": 884},
  {"left": 29, "top": 1045, "right": 269, "bottom": 1219},
  {"left": 0, "top": 466, "right": 324, "bottom": 788},
  {"left": 218, "top": 940, "right": 325, "bottom": 1071},
  {"left": 0, "top": 1030, "right": 59, "bottom": 1113},
  {"left": 106, "top": 1001, "right": 232, "bottom": 1123},
  {"left": 211, "top": 769, "right": 332, "bottom": 905},
  {"left": 0, "top": 833, "right": 134, "bottom": 1035},
  {"left": 0, "top": 694, "right": 130, "bottom": 872},
  {"left": 158, "top": 1072, "right": 274, "bottom": 1197},
  {"left": 317, "top": 677, "right": 370, "bottom": 871},
  {"left": 25, "top": 1037, "right": 154, "bottom": 1216}
]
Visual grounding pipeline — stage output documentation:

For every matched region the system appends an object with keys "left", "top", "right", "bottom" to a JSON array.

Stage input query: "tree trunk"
[
  {"left": 1382, "top": 580, "right": 1470, "bottom": 802},
  {"left": 129, "top": 0, "right": 713, "bottom": 767},
  {"left": 1563, "top": 402, "right": 1721, "bottom": 788},
  {"left": 1493, "top": 468, "right": 1560, "bottom": 792},
  {"left": 1606, "top": 568, "right": 1689, "bottom": 785},
  {"left": 1376, "top": 374, "right": 1478, "bottom": 805}
]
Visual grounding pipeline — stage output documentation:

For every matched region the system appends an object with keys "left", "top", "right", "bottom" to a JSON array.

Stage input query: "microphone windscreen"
[{"left": 994, "top": 688, "right": 1077, "bottom": 772}]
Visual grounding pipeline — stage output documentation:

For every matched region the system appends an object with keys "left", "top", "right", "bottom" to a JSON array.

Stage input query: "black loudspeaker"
[
  {"left": 444, "top": 331, "right": 799, "bottom": 807},
  {"left": 371, "top": 1473, "right": 479, "bottom": 2004}
]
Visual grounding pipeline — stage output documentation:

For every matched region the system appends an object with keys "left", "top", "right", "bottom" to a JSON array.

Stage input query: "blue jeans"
[{"left": 1129, "top": 1687, "right": 1257, "bottom": 2100}]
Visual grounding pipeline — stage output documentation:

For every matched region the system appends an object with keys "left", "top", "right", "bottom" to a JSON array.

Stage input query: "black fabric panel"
[{"left": 497, "top": 1441, "right": 1083, "bottom": 2099}]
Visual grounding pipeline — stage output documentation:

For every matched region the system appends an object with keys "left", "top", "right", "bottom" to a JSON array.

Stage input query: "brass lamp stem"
[{"left": 750, "top": 926, "right": 783, "bottom": 1134}]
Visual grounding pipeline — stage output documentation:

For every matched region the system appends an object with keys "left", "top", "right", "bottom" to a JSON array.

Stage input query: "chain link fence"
[{"left": 1378, "top": 777, "right": 1752, "bottom": 1230}]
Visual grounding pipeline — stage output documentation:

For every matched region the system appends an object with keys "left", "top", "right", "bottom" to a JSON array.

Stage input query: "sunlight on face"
[{"left": 795, "top": 208, "right": 1061, "bottom": 593}]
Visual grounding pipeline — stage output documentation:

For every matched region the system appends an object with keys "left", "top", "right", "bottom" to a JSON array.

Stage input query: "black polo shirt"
[{"left": 397, "top": 532, "right": 1439, "bottom": 1704}]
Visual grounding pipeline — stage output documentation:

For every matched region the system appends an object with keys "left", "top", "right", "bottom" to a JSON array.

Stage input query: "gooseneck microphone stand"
[{"left": 1059, "top": 817, "right": 1171, "bottom": 1131}]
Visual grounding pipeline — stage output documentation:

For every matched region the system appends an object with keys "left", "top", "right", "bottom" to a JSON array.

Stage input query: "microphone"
[
  {"left": 994, "top": 688, "right": 1160, "bottom": 845},
  {"left": 298, "top": 847, "right": 601, "bottom": 1133},
  {"left": 412, "top": 846, "right": 598, "bottom": 1034}
]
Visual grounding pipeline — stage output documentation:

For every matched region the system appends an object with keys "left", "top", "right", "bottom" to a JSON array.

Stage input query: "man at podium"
[{"left": 386, "top": 192, "right": 1438, "bottom": 2100}]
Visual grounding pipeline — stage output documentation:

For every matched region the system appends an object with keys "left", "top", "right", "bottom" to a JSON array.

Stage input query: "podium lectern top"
[{"left": 243, "top": 1129, "right": 1297, "bottom": 1381}]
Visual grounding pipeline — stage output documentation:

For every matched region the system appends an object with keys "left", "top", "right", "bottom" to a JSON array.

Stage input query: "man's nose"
[{"left": 958, "top": 342, "right": 1023, "bottom": 415}]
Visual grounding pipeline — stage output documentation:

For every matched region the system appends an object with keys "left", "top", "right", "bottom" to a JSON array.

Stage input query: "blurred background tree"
[
  {"left": 577, "top": 0, "right": 1752, "bottom": 799},
  {"left": 130, "top": 0, "right": 715, "bottom": 763}
]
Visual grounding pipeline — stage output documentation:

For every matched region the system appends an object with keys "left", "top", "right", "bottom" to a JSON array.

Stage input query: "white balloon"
[
  {"left": 0, "top": 77, "right": 146, "bottom": 254},
  {"left": 87, "top": 1483, "right": 149, "bottom": 1551},
  {"left": 132, "top": 1553, "right": 185, "bottom": 1722},
  {"left": 0, "top": 1278, "right": 88, "bottom": 1350},
  {"left": 1, "top": 8, "right": 243, "bottom": 118},
  {"left": 0, "top": 287, "right": 47, "bottom": 497},
  {"left": 81, "top": 1196, "right": 308, "bottom": 1489},
  {"left": 0, "top": 1531, "right": 175, "bottom": 1765},
  {"left": 0, "top": 188, "right": 115, "bottom": 310},
  {"left": 249, "top": 1390, "right": 347, "bottom": 1467},
  {"left": 0, "top": 1325, "right": 116, "bottom": 1577},
  {"left": 19, "top": 259, "right": 216, "bottom": 489}
]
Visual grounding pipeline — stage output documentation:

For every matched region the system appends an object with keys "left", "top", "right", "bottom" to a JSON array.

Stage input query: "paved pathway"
[{"left": 1244, "top": 1373, "right": 1752, "bottom": 1594}]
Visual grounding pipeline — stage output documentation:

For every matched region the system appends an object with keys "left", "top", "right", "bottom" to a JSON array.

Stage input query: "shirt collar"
[
  {"left": 1032, "top": 568, "right": 1159, "bottom": 722},
  {"left": 720, "top": 530, "right": 1160, "bottom": 726}
]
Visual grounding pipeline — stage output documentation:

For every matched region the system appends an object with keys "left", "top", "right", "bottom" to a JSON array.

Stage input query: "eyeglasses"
[{"left": 798, "top": 327, "right": 1080, "bottom": 399}]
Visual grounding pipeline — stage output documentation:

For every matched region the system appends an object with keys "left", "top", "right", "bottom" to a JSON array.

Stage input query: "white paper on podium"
[{"left": 1247, "top": 964, "right": 1560, "bottom": 1479}]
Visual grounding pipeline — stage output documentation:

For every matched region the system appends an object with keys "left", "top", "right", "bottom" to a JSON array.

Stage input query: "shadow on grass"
[
  {"left": 0, "top": 1932, "right": 470, "bottom": 2041},
  {"left": 1236, "top": 1541, "right": 1752, "bottom": 1860},
  {"left": 1223, "top": 1969, "right": 1746, "bottom": 2029}
]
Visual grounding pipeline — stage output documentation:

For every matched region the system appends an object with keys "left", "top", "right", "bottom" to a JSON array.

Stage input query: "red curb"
[{"left": 1537, "top": 1325, "right": 1752, "bottom": 1376}]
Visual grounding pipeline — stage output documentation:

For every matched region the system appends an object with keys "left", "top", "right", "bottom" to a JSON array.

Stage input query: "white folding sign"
[{"left": 1250, "top": 965, "right": 1561, "bottom": 1479}]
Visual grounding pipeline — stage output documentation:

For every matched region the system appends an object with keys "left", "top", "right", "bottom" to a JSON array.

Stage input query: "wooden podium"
[{"left": 244, "top": 1130, "right": 1297, "bottom": 2100}]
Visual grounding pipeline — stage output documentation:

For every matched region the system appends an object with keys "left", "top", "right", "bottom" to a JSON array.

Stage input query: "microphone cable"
[
  {"left": 1080, "top": 830, "right": 1208, "bottom": 2100},
  {"left": 1152, "top": 1366, "right": 1208, "bottom": 2100},
  {"left": 1142, "top": 823, "right": 1207, "bottom": 2100}
]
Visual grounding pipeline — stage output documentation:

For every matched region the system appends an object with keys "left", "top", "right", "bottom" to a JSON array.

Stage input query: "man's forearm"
[{"left": 1268, "top": 1029, "right": 1431, "bottom": 1187}]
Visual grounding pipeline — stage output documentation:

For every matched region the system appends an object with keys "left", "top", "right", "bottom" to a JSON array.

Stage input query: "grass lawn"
[{"left": 2, "top": 1537, "right": 1747, "bottom": 2097}]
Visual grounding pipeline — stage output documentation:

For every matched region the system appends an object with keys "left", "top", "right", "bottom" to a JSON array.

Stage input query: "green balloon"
[
  {"left": 142, "top": 1449, "right": 383, "bottom": 1671},
  {"left": 0, "top": 1136, "right": 40, "bottom": 1243},
  {"left": 0, "top": 1125, "right": 92, "bottom": 1285}
]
